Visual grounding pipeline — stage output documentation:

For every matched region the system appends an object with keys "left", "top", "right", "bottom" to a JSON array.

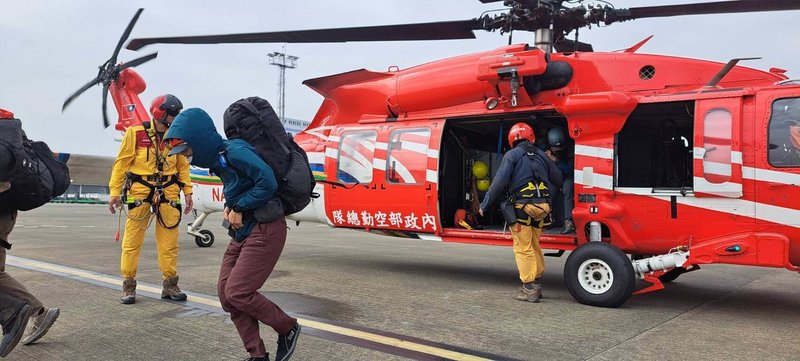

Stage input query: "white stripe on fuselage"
[
  {"left": 575, "top": 145, "right": 613, "bottom": 160},
  {"left": 574, "top": 168, "right": 800, "bottom": 227},
  {"left": 577, "top": 145, "right": 800, "bottom": 187}
]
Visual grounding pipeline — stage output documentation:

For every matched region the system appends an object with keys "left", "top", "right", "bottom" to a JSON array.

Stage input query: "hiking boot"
[
  {"left": 161, "top": 275, "right": 187, "bottom": 301},
  {"left": 22, "top": 307, "right": 60, "bottom": 345},
  {"left": 275, "top": 323, "right": 301, "bottom": 361},
  {"left": 513, "top": 285, "right": 542, "bottom": 303},
  {"left": 0, "top": 303, "right": 32, "bottom": 357},
  {"left": 121, "top": 278, "right": 136, "bottom": 304},
  {"left": 244, "top": 355, "right": 270, "bottom": 361},
  {"left": 560, "top": 219, "right": 576, "bottom": 234},
  {"left": 533, "top": 279, "right": 544, "bottom": 299}
]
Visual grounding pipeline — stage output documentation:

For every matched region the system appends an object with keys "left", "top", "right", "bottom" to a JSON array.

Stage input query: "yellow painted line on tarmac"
[{"left": 8, "top": 256, "right": 493, "bottom": 361}]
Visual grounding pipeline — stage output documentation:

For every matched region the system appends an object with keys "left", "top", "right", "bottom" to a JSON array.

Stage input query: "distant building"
[
  {"left": 283, "top": 117, "right": 310, "bottom": 135},
  {"left": 53, "top": 153, "right": 113, "bottom": 204}
]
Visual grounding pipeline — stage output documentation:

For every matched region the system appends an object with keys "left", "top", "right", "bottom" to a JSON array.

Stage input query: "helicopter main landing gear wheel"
[
  {"left": 195, "top": 229, "right": 214, "bottom": 248},
  {"left": 564, "top": 242, "right": 635, "bottom": 308}
]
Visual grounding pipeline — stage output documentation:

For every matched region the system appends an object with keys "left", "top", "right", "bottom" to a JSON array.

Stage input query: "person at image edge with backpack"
[
  {"left": 0, "top": 108, "right": 65, "bottom": 358},
  {"left": 165, "top": 100, "right": 310, "bottom": 361},
  {"left": 479, "top": 123, "right": 562, "bottom": 303}
]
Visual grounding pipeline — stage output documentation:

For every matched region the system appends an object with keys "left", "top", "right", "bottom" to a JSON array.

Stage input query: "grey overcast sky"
[{"left": 1, "top": 1, "right": 799, "bottom": 156}]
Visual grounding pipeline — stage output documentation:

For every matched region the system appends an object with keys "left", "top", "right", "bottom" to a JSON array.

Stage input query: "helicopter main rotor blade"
[
  {"left": 101, "top": 83, "right": 110, "bottom": 128},
  {"left": 609, "top": 0, "right": 800, "bottom": 24},
  {"left": 111, "top": 8, "right": 144, "bottom": 65},
  {"left": 127, "top": 19, "right": 481, "bottom": 50},
  {"left": 62, "top": 75, "right": 102, "bottom": 111},
  {"left": 117, "top": 52, "right": 158, "bottom": 70}
]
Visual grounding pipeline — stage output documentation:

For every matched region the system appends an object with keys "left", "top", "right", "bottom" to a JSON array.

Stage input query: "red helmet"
[
  {"left": 150, "top": 94, "right": 183, "bottom": 121},
  {"left": 508, "top": 123, "right": 535, "bottom": 147},
  {"left": 0, "top": 108, "right": 14, "bottom": 120}
]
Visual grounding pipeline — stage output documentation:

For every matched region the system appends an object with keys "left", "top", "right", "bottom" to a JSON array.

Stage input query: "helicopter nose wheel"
[{"left": 195, "top": 229, "right": 215, "bottom": 248}]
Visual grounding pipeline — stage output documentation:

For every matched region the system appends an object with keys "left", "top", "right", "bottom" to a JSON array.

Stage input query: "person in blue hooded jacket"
[{"left": 165, "top": 108, "right": 300, "bottom": 361}]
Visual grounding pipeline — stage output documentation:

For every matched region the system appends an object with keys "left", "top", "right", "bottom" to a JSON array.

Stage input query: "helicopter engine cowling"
[
  {"left": 386, "top": 44, "right": 548, "bottom": 115},
  {"left": 523, "top": 61, "right": 574, "bottom": 94}
]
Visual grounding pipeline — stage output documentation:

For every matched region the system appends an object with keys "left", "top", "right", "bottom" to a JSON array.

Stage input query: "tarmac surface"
[{"left": 2, "top": 204, "right": 800, "bottom": 360}]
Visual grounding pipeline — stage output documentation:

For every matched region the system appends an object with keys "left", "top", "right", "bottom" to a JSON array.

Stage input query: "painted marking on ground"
[{"left": 7, "top": 255, "right": 517, "bottom": 361}]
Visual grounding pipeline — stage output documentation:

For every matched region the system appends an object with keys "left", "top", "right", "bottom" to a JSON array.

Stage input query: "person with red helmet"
[
  {"left": 479, "top": 122, "right": 562, "bottom": 303},
  {"left": 108, "top": 94, "right": 193, "bottom": 304}
]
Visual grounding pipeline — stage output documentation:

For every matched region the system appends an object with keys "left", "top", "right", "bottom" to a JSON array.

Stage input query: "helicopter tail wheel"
[
  {"left": 565, "top": 242, "right": 635, "bottom": 308},
  {"left": 195, "top": 229, "right": 214, "bottom": 248}
]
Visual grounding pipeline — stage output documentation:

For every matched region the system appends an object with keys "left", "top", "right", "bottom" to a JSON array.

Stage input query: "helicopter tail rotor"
[{"left": 62, "top": 8, "right": 156, "bottom": 128}]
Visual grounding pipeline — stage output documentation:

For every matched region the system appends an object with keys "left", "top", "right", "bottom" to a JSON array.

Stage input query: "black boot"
[
  {"left": 560, "top": 219, "right": 576, "bottom": 234},
  {"left": 275, "top": 323, "right": 301, "bottom": 361}
]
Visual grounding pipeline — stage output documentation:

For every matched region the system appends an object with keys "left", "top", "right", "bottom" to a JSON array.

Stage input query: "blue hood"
[{"left": 166, "top": 108, "right": 224, "bottom": 168}]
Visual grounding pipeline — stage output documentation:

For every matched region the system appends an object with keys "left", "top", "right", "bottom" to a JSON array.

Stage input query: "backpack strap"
[
  {"left": 0, "top": 139, "right": 26, "bottom": 181},
  {"left": 515, "top": 143, "right": 551, "bottom": 202}
]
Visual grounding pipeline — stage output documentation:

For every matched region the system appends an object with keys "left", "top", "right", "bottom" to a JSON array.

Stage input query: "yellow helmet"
[
  {"left": 476, "top": 179, "right": 491, "bottom": 191},
  {"left": 472, "top": 160, "right": 489, "bottom": 180}
]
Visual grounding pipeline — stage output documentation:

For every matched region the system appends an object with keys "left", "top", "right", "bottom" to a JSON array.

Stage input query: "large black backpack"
[
  {"left": 0, "top": 132, "right": 70, "bottom": 212},
  {"left": 223, "top": 97, "right": 315, "bottom": 215},
  {"left": 516, "top": 142, "right": 562, "bottom": 203}
]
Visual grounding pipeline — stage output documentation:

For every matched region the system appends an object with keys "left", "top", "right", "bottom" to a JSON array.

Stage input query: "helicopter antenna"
[{"left": 705, "top": 57, "right": 760, "bottom": 88}]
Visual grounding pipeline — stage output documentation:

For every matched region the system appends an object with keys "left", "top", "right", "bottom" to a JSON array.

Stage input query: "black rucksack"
[
  {"left": 516, "top": 142, "right": 562, "bottom": 203},
  {"left": 223, "top": 97, "right": 315, "bottom": 215},
  {"left": 0, "top": 136, "right": 70, "bottom": 212}
]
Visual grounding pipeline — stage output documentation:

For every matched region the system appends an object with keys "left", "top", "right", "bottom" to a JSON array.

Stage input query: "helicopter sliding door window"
[
  {"left": 615, "top": 101, "right": 694, "bottom": 192},
  {"left": 337, "top": 131, "right": 377, "bottom": 184},
  {"left": 386, "top": 128, "right": 431, "bottom": 184},
  {"left": 767, "top": 97, "right": 800, "bottom": 167},
  {"left": 693, "top": 98, "right": 743, "bottom": 198}
]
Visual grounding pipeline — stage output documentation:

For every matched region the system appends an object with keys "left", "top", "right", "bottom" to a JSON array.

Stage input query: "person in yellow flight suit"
[{"left": 107, "top": 94, "right": 193, "bottom": 305}]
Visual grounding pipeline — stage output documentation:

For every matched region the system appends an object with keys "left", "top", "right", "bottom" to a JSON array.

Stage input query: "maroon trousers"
[{"left": 217, "top": 218, "right": 297, "bottom": 357}]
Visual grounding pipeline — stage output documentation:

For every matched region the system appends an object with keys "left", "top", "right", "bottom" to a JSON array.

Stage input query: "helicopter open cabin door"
[{"left": 693, "top": 97, "right": 744, "bottom": 198}]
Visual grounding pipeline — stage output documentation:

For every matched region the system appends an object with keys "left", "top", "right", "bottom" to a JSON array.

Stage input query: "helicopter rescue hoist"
[{"left": 63, "top": 0, "right": 800, "bottom": 307}]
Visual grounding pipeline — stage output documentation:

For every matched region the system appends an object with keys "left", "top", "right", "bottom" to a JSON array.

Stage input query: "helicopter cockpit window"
[
  {"left": 768, "top": 97, "right": 800, "bottom": 167},
  {"left": 702, "top": 108, "right": 733, "bottom": 184},
  {"left": 387, "top": 128, "right": 431, "bottom": 184},
  {"left": 337, "top": 131, "right": 377, "bottom": 184}
]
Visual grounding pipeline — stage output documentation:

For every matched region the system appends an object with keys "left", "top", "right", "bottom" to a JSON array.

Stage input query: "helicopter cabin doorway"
[
  {"left": 438, "top": 111, "right": 575, "bottom": 245},
  {"left": 615, "top": 101, "right": 695, "bottom": 193}
]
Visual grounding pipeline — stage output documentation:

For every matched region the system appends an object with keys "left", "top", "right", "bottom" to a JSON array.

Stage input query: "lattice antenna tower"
[{"left": 268, "top": 49, "right": 298, "bottom": 123}]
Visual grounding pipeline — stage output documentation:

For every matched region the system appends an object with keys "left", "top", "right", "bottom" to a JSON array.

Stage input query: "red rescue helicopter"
[{"left": 66, "top": 1, "right": 800, "bottom": 308}]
